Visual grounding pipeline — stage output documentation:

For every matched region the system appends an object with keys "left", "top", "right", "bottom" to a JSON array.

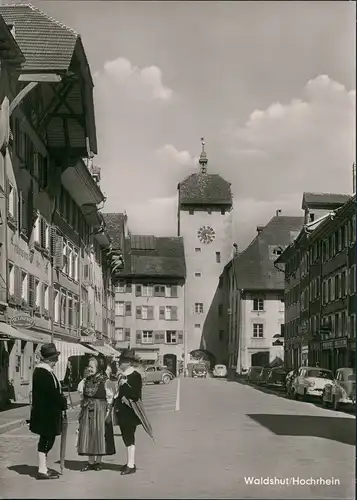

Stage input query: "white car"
[
  {"left": 213, "top": 364, "right": 227, "bottom": 378},
  {"left": 322, "top": 368, "right": 356, "bottom": 410},
  {"left": 291, "top": 366, "right": 334, "bottom": 400}
]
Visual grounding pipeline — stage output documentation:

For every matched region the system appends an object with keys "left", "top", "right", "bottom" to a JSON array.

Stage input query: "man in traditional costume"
[{"left": 29, "top": 343, "right": 67, "bottom": 480}]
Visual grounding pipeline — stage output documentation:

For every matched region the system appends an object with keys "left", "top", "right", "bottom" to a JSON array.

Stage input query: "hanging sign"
[{"left": 10, "top": 313, "right": 35, "bottom": 329}]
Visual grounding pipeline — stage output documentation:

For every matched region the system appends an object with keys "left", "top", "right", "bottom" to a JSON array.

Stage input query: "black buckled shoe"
[
  {"left": 36, "top": 470, "right": 59, "bottom": 480},
  {"left": 121, "top": 465, "right": 136, "bottom": 475},
  {"left": 94, "top": 463, "right": 102, "bottom": 471},
  {"left": 81, "top": 463, "right": 95, "bottom": 472}
]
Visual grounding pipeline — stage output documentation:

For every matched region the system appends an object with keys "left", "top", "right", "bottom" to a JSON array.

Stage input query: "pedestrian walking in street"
[
  {"left": 29, "top": 343, "right": 67, "bottom": 480},
  {"left": 114, "top": 349, "right": 153, "bottom": 476},
  {"left": 77, "top": 356, "right": 116, "bottom": 471}
]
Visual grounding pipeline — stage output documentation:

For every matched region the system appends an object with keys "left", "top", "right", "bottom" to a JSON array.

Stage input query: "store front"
[
  {"left": 348, "top": 340, "right": 355, "bottom": 368},
  {"left": 321, "top": 338, "right": 348, "bottom": 373}
]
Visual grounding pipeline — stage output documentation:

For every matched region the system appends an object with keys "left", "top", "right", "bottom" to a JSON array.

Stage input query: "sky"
[{"left": 28, "top": 1, "right": 356, "bottom": 249}]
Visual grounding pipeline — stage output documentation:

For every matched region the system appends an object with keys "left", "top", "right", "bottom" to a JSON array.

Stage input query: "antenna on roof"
[{"left": 199, "top": 137, "right": 208, "bottom": 174}]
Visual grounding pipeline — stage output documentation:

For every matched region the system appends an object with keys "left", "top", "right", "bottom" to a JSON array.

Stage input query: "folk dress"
[{"left": 77, "top": 372, "right": 116, "bottom": 456}]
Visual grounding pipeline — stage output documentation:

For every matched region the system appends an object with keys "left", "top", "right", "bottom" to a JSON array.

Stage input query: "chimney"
[
  {"left": 276, "top": 209, "right": 282, "bottom": 217},
  {"left": 233, "top": 243, "right": 239, "bottom": 256},
  {"left": 257, "top": 226, "right": 264, "bottom": 234},
  {"left": 6, "top": 24, "right": 15, "bottom": 39}
]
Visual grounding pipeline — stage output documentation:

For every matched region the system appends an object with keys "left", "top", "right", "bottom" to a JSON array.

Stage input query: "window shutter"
[
  {"left": 13, "top": 188, "right": 18, "bottom": 223},
  {"left": 19, "top": 191, "right": 24, "bottom": 232},
  {"left": 171, "top": 306, "right": 178, "bottom": 321},
  {"left": 136, "top": 306, "right": 141, "bottom": 319},
  {"left": 5, "top": 180, "right": 9, "bottom": 215},
  {"left": 136, "top": 330, "right": 142, "bottom": 344},
  {"left": 159, "top": 306, "right": 165, "bottom": 320},
  {"left": 135, "top": 285, "right": 142, "bottom": 297},
  {"left": 154, "top": 285, "right": 160, "bottom": 297},
  {"left": 126, "top": 283, "right": 132, "bottom": 294},
  {"left": 14, "top": 265, "right": 21, "bottom": 304},
  {"left": 178, "top": 331, "right": 184, "bottom": 344},
  {"left": 125, "top": 328, "right": 131, "bottom": 341},
  {"left": 54, "top": 236, "right": 64, "bottom": 269},
  {"left": 125, "top": 301, "right": 132, "bottom": 316},
  {"left": 28, "top": 275, "right": 35, "bottom": 308},
  {"left": 148, "top": 306, "right": 154, "bottom": 320},
  {"left": 154, "top": 331, "right": 165, "bottom": 344},
  {"left": 83, "top": 264, "right": 89, "bottom": 280},
  {"left": 50, "top": 226, "right": 57, "bottom": 257},
  {"left": 171, "top": 286, "right": 178, "bottom": 298},
  {"left": 40, "top": 218, "right": 46, "bottom": 248}
]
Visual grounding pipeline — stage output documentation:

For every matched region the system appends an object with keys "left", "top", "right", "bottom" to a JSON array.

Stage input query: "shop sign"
[
  {"left": 322, "top": 341, "right": 334, "bottom": 350},
  {"left": 9, "top": 313, "right": 35, "bottom": 329},
  {"left": 334, "top": 338, "right": 347, "bottom": 348}
]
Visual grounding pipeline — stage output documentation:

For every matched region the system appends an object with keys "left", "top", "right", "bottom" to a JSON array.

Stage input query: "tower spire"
[{"left": 199, "top": 137, "right": 208, "bottom": 174}]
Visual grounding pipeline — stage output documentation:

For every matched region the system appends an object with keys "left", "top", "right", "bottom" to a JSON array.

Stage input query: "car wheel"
[
  {"left": 162, "top": 375, "right": 171, "bottom": 384},
  {"left": 332, "top": 396, "right": 339, "bottom": 411},
  {"left": 154, "top": 381, "right": 160, "bottom": 385},
  {"left": 321, "top": 392, "right": 327, "bottom": 407}
]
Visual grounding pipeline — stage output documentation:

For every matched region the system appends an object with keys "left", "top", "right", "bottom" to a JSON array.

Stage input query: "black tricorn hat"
[
  {"left": 120, "top": 349, "right": 140, "bottom": 363},
  {"left": 40, "top": 343, "right": 60, "bottom": 360}
]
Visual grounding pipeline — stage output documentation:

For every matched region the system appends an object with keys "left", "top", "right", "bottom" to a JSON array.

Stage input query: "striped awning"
[{"left": 90, "top": 343, "right": 120, "bottom": 358}]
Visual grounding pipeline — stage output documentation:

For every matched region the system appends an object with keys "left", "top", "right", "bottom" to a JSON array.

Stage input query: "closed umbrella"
[
  {"left": 60, "top": 411, "right": 68, "bottom": 474},
  {"left": 122, "top": 396, "right": 154, "bottom": 441}
]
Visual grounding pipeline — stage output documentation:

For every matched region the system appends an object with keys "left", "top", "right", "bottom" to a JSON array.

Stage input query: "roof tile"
[{"left": 179, "top": 173, "right": 232, "bottom": 206}]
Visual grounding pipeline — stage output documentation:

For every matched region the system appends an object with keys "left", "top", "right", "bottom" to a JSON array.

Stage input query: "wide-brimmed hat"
[
  {"left": 120, "top": 349, "right": 140, "bottom": 363},
  {"left": 40, "top": 343, "right": 60, "bottom": 360}
]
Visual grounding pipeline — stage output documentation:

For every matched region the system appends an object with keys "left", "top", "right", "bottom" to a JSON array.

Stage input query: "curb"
[
  {"left": 234, "top": 379, "right": 288, "bottom": 398},
  {"left": 0, "top": 402, "right": 81, "bottom": 436}
]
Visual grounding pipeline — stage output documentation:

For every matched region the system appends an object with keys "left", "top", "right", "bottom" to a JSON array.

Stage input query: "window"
[
  {"left": 327, "top": 279, "right": 332, "bottom": 302},
  {"left": 219, "top": 330, "right": 224, "bottom": 341},
  {"left": 189, "top": 208, "right": 194, "bottom": 215},
  {"left": 60, "top": 292, "right": 66, "bottom": 325},
  {"left": 216, "top": 252, "right": 221, "bottom": 263},
  {"left": 165, "top": 306, "right": 173, "bottom": 320},
  {"left": 54, "top": 291, "right": 60, "bottom": 322},
  {"left": 207, "top": 208, "right": 212, "bottom": 214},
  {"left": 341, "top": 271, "right": 347, "bottom": 296},
  {"left": 194, "top": 324, "right": 201, "bottom": 328},
  {"left": 335, "top": 274, "right": 340, "bottom": 299},
  {"left": 116, "top": 281, "right": 126, "bottom": 293},
  {"left": 35, "top": 280, "right": 41, "bottom": 308},
  {"left": 42, "top": 284, "right": 49, "bottom": 314},
  {"left": 218, "top": 304, "right": 223, "bottom": 316},
  {"left": 253, "top": 298, "right": 264, "bottom": 311},
  {"left": 142, "top": 306, "right": 148, "bottom": 319},
  {"left": 334, "top": 313, "right": 340, "bottom": 335},
  {"left": 350, "top": 266, "right": 356, "bottom": 294},
  {"left": 220, "top": 208, "right": 226, "bottom": 215},
  {"left": 7, "top": 182, "right": 15, "bottom": 218},
  {"left": 8, "top": 263, "right": 15, "bottom": 296},
  {"left": 154, "top": 285, "right": 165, "bottom": 297},
  {"left": 142, "top": 284, "right": 153, "bottom": 297},
  {"left": 73, "top": 252, "right": 79, "bottom": 281},
  {"left": 195, "top": 303, "right": 204, "bottom": 314},
  {"left": 68, "top": 296, "right": 73, "bottom": 326},
  {"left": 195, "top": 248, "right": 201, "bottom": 252},
  {"left": 125, "top": 302, "right": 132, "bottom": 316},
  {"left": 195, "top": 272, "right": 201, "bottom": 277},
  {"left": 165, "top": 330, "right": 177, "bottom": 344},
  {"left": 115, "top": 328, "right": 124, "bottom": 341},
  {"left": 253, "top": 324, "right": 264, "bottom": 338},
  {"left": 142, "top": 331, "right": 153, "bottom": 344},
  {"left": 21, "top": 272, "right": 28, "bottom": 304},
  {"left": 350, "top": 315, "right": 356, "bottom": 338},
  {"left": 115, "top": 301, "right": 125, "bottom": 316}
]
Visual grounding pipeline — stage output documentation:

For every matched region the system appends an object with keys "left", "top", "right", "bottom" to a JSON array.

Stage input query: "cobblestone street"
[{"left": 0, "top": 378, "right": 354, "bottom": 499}]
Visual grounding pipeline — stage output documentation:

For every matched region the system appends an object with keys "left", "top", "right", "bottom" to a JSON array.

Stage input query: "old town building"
[
  {"left": 0, "top": 5, "right": 120, "bottom": 405},
  {"left": 218, "top": 215, "right": 303, "bottom": 375},
  {"left": 275, "top": 192, "right": 355, "bottom": 372},
  {"left": 104, "top": 213, "right": 186, "bottom": 374}
]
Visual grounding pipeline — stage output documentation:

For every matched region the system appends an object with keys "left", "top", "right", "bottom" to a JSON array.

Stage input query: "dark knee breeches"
[
  {"left": 119, "top": 424, "right": 137, "bottom": 447},
  {"left": 38, "top": 435, "right": 56, "bottom": 454}
]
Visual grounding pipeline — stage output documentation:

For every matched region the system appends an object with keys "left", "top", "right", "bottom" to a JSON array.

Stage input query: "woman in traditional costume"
[
  {"left": 77, "top": 356, "right": 116, "bottom": 471},
  {"left": 114, "top": 349, "right": 153, "bottom": 475}
]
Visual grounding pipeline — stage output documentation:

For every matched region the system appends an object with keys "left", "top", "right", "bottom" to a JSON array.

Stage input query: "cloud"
[
  {"left": 124, "top": 195, "right": 178, "bottom": 236},
  {"left": 97, "top": 57, "right": 173, "bottom": 102},
  {"left": 156, "top": 144, "right": 198, "bottom": 167}
]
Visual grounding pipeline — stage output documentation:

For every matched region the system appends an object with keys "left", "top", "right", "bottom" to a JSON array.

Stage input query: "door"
[
  {"left": 163, "top": 354, "right": 177, "bottom": 376},
  {"left": 251, "top": 351, "right": 269, "bottom": 367},
  {"left": 145, "top": 366, "right": 157, "bottom": 383}
]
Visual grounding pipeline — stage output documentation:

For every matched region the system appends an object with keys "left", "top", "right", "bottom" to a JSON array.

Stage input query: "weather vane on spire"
[{"left": 199, "top": 137, "right": 208, "bottom": 173}]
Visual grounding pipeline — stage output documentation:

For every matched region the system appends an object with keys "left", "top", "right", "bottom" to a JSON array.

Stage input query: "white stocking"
[
  {"left": 96, "top": 456, "right": 102, "bottom": 464},
  {"left": 127, "top": 445, "right": 135, "bottom": 468},
  {"left": 38, "top": 452, "right": 47, "bottom": 474},
  {"left": 88, "top": 455, "right": 96, "bottom": 465}
]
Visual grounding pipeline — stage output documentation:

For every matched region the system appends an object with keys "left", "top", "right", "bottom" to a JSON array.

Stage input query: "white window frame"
[
  {"left": 34, "top": 214, "right": 41, "bottom": 243},
  {"left": 21, "top": 272, "right": 28, "bottom": 302},
  {"left": 45, "top": 223, "right": 50, "bottom": 250},
  {"left": 141, "top": 305, "right": 148, "bottom": 319},
  {"left": 142, "top": 285, "right": 153, "bottom": 297},
  {"left": 8, "top": 183, "right": 15, "bottom": 218},
  {"left": 165, "top": 330, "right": 177, "bottom": 344},
  {"left": 142, "top": 330, "right": 153, "bottom": 344},
  {"left": 253, "top": 323, "right": 264, "bottom": 338},
  {"left": 68, "top": 246, "right": 73, "bottom": 278},
  {"left": 43, "top": 284, "right": 49, "bottom": 312},
  {"left": 35, "top": 280, "right": 41, "bottom": 307},
  {"left": 165, "top": 306, "right": 172, "bottom": 320},
  {"left": 115, "top": 301, "right": 125, "bottom": 317},
  {"left": 115, "top": 328, "right": 124, "bottom": 341},
  {"left": 116, "top": 281, "right": 126, "bottom": 293},
  {"left": 8, "top": 263, "right": 15, "bottom": 295},
  {"left": 54, "top": 291, "right": 60, "bottom": 322},
  {"left": 165, "top": 285, "right": 172, "bottom": 297},
  {"left": 253, "top": 298, "right": 264, "bottom": 311},
  {"left": 195, "top": 303, "right": 204, "bottom": 314}
]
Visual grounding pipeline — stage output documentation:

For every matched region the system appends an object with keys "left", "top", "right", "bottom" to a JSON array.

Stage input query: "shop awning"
[
  {"left": 0, "top": 322, "right": 39, "bottom": 343},
  {"left": 89, "top": 343, "right": 120, "bottom": 358}
]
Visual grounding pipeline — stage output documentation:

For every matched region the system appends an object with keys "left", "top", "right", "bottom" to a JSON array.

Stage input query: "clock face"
[{"left": 198, "top": 225, "right": 215, "bottom": 244}]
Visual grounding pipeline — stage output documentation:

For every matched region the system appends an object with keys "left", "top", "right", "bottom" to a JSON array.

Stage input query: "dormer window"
[{"left": 189, "top": 208, "right": 194, "bottom": 215}]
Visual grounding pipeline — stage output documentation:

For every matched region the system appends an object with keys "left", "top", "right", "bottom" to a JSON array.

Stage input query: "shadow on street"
[
  {"left": 247, "top": 414, "right": 356, "bottom": 446},
  {"left": 54, "top": 459, "right": 126, "bottom": 472},
  {"left": 8, "top": 465, "right": 39, "bottom": 478}
]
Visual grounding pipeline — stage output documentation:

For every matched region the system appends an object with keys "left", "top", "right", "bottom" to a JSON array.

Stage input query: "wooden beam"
[
  {"left": 9, "top": 81, "right": 38, "bottom": 116},
  {"left": 37, "top": 80, "right": 75, "bottom": 132},
  {"left": 18, "top": 73, "right": 62, "bottom": 83}
]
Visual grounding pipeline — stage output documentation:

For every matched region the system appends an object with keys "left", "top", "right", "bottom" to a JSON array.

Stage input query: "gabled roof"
[
  {"left": 231, "top": 216, "right": 304, "bottom": 290},
  {"left": 178, "top": 173, "right": 232, "bottom": 206},
  {"left": 0, "top": 13, "right": 25, "bottom": 65},
  {"left": 0, "top": 4, "right": 79, "bottom": 72},
  {"left": 120, "top": 236, "right": 186, "bottom": 279},
  {"left": 302, "top": 192, "right": 350, "bottom": 210}
]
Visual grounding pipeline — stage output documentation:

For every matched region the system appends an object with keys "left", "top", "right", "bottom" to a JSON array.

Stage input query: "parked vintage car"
[
  {"left": 256, "top": 367, "right": 271, "bottom": 385},
  {"left": 322, "top": 367, "right": 356, "bottom": 410},
  {"left": 291, "top": 366, "right": 334, "bottom": 400},
  {"left": 192, "top": 363, "right": 208, "bottom": 378},
  {"left": 246, "top": 366, "right": 264, "bottom": 383},
  {"left": 213, "top": 364, "right": 228, "bottom": 378},
  {"left": 142, "top": 365, "right": 175, "bottom": 385},
  {"left": 285, "top": 370, "right": 298, "bottom": 397},
  {"left": 266, "top": 367, "right": 288, "bottom": 389}
]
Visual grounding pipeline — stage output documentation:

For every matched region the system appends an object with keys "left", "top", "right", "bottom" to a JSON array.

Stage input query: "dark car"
[
  {"left": 256, "top": 367, "right": 271, "bottom": 385},
  {"left": 266, "top": 367, "right": 288, "bottom": 389},
  {"left": 192, "top": 363, "right": 208, "bottom": 378},
  {"left": 246, "top": 366, "right": 263, "bottom": 383}
]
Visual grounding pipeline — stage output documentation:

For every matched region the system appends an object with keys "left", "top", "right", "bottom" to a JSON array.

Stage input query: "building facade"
[
  {"left": 177, "top": 140, "right": 233, "bottom": 360},
  {"left": 220, "top": 216, "right": 303, "bottom": 374},
  {"left": 276, "top": 192, "right": 356, "bottom": 373}
]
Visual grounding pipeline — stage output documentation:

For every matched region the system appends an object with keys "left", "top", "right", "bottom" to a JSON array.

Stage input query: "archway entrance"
[
  {"left": 163, "top": 354, "right": 177, "bottom": 376},
  {"left": 190, "top": 349, "right": 216, "bottom": 369},
  {"left": 251, "top": 351, "right": 269, "bottom": 367}
]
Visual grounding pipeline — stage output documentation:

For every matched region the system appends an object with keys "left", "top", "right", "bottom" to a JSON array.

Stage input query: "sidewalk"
[{"left": 0, "top": 392, "right": 81, "bottom": 435}]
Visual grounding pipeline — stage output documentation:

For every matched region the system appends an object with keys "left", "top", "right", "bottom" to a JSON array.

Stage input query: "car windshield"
[
  {"left": 215, "top": 365, "right": 225, "bottom": 369},
  {"left": 307, "top": 369, "right": 333, "bottom": 379}
]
